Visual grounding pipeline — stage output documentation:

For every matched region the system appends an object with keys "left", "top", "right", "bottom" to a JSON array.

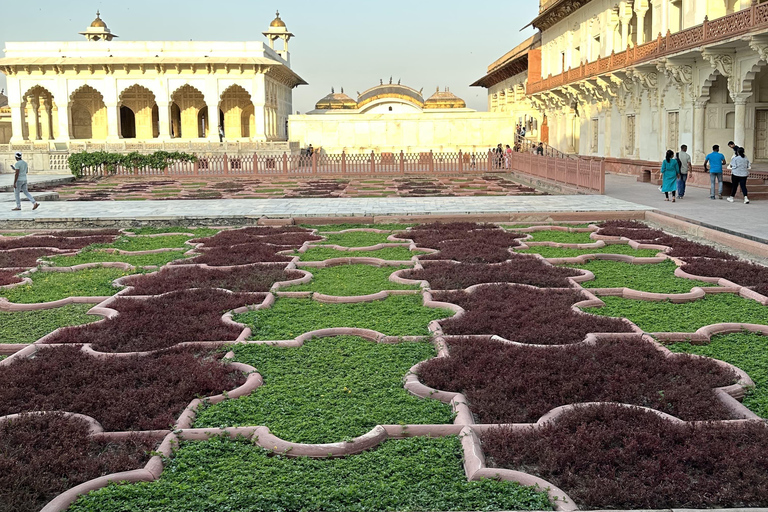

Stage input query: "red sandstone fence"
[
  {"left": 508, "top": 151, "right": 605, "bottom": 194},
  {"left": 528, "top": 3, "right": 768, "bottom": 94},
  {"left": 78, "top": 150, "right": 605, "bottom": 194}
]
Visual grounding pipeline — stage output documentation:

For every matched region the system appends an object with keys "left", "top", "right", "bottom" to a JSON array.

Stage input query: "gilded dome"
[
  {"left": 424, "top": 87, "right": 467, "bottom": 109},
  {"left": 356, "top": 83, "right": 425, "bottom": 109},
  {"left": 315, "top": 89, "right": 357, "bottom": 110},
  {"left": 270, "top": 11, "right": 286, "bottom": 27},
  {"left": 90, "top": 11, "right": 107, "bottom": 28}
]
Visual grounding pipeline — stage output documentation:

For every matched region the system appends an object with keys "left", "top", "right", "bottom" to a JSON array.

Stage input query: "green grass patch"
[
  {"left": 565, "top": 260, "right": 715, "bottom": 293},
  {"left": 0, "top": 267, "right": 132, "bottom": 304},
  {"left": 250, "top": 188, "right": 284, "bottom": 193},
  {"left": 0, "top": 304, "right": 100, "bottom": 344},
  {"left": 583, "top": 294, "right": 768, "bottom": 333},
  {"left": 67, "top": 436, "right": 552, "bottom": 512},
  {"left": 668, "top": 332, "right": 768, "bottom": 418},
  {"left": 526, "top": 230, "right": 595, "bottom": 244},
  {"left": 285, "top": 265, "right": 418, "bottom": 296},
  {"left": 124, "top": 227, "right": 220, "bottom": 236},
  {"left": 44, "top": 249, "right": 190, "bottom": 268},
  {"left": 195, "top": 336, "right": 452, "bottom": 442},
  {"left": 297, "top": 246, "right": 415, "bottom": 262},
  {"left": 502, "top": 223, "right": 594, "bottom": 229},
  {"left": 92, "top": 235, "right": 193, "bottom": 252},
  {"left": 0, "top": 232, "right": 29, "bottom": 237},
  {"left": 236, "top": 294, "right": 451, "bottom": 340},
  {"left": 517, "top": 244, "right": 661, "bottom": 258},
  {"left": 318, "top": 231, "right": 399, "bottom": 247}
]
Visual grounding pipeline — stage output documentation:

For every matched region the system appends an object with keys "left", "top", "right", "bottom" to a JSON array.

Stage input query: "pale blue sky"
[{"left": 0, "top": 0, "right": 539, "bottom": 112}]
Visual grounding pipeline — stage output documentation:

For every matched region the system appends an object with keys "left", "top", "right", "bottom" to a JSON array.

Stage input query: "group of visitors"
[{"left": 659, "top": 141, "right": 751, "bottom": 204}]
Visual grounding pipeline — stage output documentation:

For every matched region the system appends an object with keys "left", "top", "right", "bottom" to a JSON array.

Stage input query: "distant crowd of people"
[
  {"left": 659, "top": 141, "right": 751, "bottom": 204},
  {"left": 492, "top": 139, "right": 546, "bottom": 169}
]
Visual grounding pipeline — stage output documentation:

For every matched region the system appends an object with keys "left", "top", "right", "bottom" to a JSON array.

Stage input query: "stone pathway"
[
  {"left": 0, "top": 195, "right": 652, "bottom": 223},
  {"left": 0, "top": 174, "right": 74, "bottom": 193}
]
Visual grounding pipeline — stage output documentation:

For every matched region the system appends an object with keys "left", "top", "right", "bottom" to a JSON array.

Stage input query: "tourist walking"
[
  {"left": 495, "top": 144, "right": 504, "bottom": 168},
  {"left": 504, "top": 144, "right": 512, "bottom": 168},
  {"left": 727, "top": 146, "right": 750, "bottom": 204},
  {"left": 11, "top": 152, "right": 39, "bottom": 212},
  {"left": 676, "top": 144, "right": 692, "bottom": 198},
  {"left": 704, "top": 145, "right": 726, "bottom": 200},
  {"left": 660, "top": 149, "right": 679, "bottom": 202}
]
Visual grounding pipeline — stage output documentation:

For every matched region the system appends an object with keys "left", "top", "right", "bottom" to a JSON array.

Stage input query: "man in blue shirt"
[{"left": 704, "top": 145, "right": 726, "bottom": 200}]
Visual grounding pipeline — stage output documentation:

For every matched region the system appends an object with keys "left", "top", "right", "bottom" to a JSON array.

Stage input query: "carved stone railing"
[{"left": 529, "top": 4, "right": 768, "bottom": 94}]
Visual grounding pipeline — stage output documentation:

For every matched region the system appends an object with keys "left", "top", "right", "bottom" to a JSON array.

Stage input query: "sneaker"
[
  {"left": 745, "top": 196, "right": 750, "bottom": 204},
  {"left": 727, "top": 196, "right": 734, "bottom": 202},
  {"left": 10, "top": 207, "right": 20, "bottom": 211},
  {"left": 710, "top": 196, "right": 716, "bottom": 200},
  {"left": 32, "top": 203, "right": 39, "bottom": 210}
]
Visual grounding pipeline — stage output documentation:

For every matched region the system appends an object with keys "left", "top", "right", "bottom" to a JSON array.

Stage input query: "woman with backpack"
[{"left": 661, "top": 149, "right": 680, "bottom": 202}]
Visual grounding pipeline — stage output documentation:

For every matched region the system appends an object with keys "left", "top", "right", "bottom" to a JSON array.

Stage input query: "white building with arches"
[{"left": 0, "top": 11, "right": 306, "bottom": 148}]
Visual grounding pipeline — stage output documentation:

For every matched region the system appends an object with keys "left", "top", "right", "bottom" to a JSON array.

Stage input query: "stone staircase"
[{"left": 723, "top": 176, "right": 768, "bottom": 200}]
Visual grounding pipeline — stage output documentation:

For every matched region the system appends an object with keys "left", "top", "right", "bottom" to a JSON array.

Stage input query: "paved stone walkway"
[
  {"left": 604, "top": 173, "right": 768, "bottom": 242},
  {"left": 0, "top": 174, "right": 74, "bottom": 192},
  {"left": 0, "top": 195, "right": 652, "bottom": 222}
]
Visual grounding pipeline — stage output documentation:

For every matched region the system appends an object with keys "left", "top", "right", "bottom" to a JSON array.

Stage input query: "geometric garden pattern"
[{"left": 2, "top": 220, "right": 768, "bottom": 511}]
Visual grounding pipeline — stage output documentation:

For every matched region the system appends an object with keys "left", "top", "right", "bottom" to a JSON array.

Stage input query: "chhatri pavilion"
[{"left": 0, "top": 11, "right": 306, "bottom": 146}]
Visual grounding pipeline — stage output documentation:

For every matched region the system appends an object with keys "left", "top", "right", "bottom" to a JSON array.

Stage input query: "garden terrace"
[
  {"left": 565, "top": 259, "right": 715, "bottom": 294},
  {"left": 682, "top": 258, "right": 768, "bottom": 297},
  {"left": 180, "top": 242, "right": 295, "bottom": 266},
  {"left": 120, "top": 265, "right": 304, "bottom": 296},
  {"left": 0, "top": 412, "right": 157, "bottom": 512},
  {"left": 67, "top": 436, "right": 552, "bottom": 512},
  {"left": 669, "top": 332, "right": 768, "bottom": 418},
  {"left": 0, "top": 304, "right": 99, "bottom": 345},
  {"left": 401, "top": 258, "right": 582, "bottom": 290},
  {"left": 0, "top": 248, "right": 55, "bottom": 269},
  {"left": 583, "top": 294, "right": 768, "bottom": 334},
  {"left": 44, "top": 289, "right": 265, "bottom": 353},
  {"left": 480, "top": 404, "right": 768, "bottom": 509},
  {"left": 284, "top": 264, "right": 418, "bottom": 296},
  {"left": 417, "top": 336, "right": 737, "bottom": 423},
  {"left": 0, "top": 346, "right": 245, "bottom": 431},
  {"left": 435, "top": 285, "right": 633, "bottom": 344},
  {"left": 235, "top": 294, "right": 453, "bottom": 340},
  {"left": 194, "top": 336, "right": 452, "bottom": 443},
  {"left": 0, "top": 267, "right": 133, "bottom": 304}
]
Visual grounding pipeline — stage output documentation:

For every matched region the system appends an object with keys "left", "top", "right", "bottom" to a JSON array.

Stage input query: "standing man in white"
[{"left": 11, "top": 152, "right": 39, "bottom": 211}]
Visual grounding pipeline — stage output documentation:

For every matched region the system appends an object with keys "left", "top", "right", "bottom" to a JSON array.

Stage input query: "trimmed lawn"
[
  {"left": 0, "top": 267, "right": 132, "bottom": 303},
  {"left": 565, "top": 259, "right": 715, "bottom": 293},
  {"left": 517, "top": 245, "right": 662, "bottom": 258},
  {"left": 45, "top": 249, "right": 190, "bottom": 268},
  {"left": 285, "top": 264, "right": 418, "bottom": 296},
  {"left": 297, "top": 246, "right": 415, "bottom": 262},
  {"left": 0, "top": 304, "right": 100, "bottom": 344}
]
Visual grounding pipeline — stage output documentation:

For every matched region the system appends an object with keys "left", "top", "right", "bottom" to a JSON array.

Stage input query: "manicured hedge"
[
  {"left": 121, "top": 265, "right": 303, "bottom": 296},
  {"left": 194, "top": 336, "right": 452, "bottom": 443},
  {"left": 435, "top": 285, "right": 633, "bottom": 344},
  {"left": 0, "top": 248, "right": 54, "bottom": 269},
  {"left": 68, "top": 150, "right": 197, "bottom": 178},
  {"left": 181, "top": 243, "right": 294, "bottom": 266},
  {"left": 405, "top": 223, "right": 522, "bottom": 264},
  {"left": 402, "top": 258, "right": 581, "bottom": 290},
  {"left": 682, "top": 258, "right": 768, "bottom": 297},
  {"left": 565, "top": 259, "right": 714, "bottom": 293},
  {"left": 190, "top": 227, "right": 320, "bottom": 248},
  {"left": 45, "top": 289, "right": 264, "bottom": 352},
  {"left": 481, "top": 404, "right": 768, "bottom": 509},
  {"left": 1, "top": 412, "right": 156, "bottom": 512},
  {"left": 67, "top": 436, "right": 553, "bottom": 512},
  {"left": 1, "top": 267, "right": 132, "bottom": 304},
  {"left": 0, "top": 346, "right": 245, "bottom": 431},
  {"left": 285, "top": 264, "right": 418, "bottom": 296},
  {"left": 0, "top": 304, "right": 99, "bottom": 344},
  {"left": 236, "top": 294, "right": 453, "bottom": 340},
  {"left": 669, "top": 331, "right": 768, "bottom": 418},
  {"left": 418, "top": 336, "right": 736, "bottom": 423},
  {"left": 584, "top": 293, "right": 768, "bottom": 333}
]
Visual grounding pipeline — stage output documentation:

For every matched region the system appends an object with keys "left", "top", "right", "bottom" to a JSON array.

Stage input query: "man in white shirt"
[
  {"left": 11, "top": 152, "right": 39, "bottom": 211},
  {"left": 676, "top": 145, "right": 692, "bottom": 199}
]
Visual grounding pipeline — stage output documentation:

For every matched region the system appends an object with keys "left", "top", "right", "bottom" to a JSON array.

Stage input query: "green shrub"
[{"left": 68, "top": 151, "right": 197, "bottom": 178}]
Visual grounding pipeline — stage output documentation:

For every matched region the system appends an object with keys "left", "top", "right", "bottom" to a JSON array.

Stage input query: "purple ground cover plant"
[
  {"left": 120, "top": 265, "right": 303, "bottom": 296},
  {"left": 681, "top": 258, "right": 768, "bottom": 296},
  {"left": 418, "top": 336, "right": 736, "bottom": 423},
  {"left": 434, "top": 284, "right": 633, "bottom": 344},
  {"left": 481, "top": 404, "right": 768, "bottom": 509},
  {"left": 0, "top": 346, "right": 245, "bottom": 431},
  {"left": 45, "top": 289, "right": 264, "bottom": 352},
  {"left": 402, "top": 258, "right": 581, "bottom": 289},
  {"left": 190, "top": 226, "right": 320, "bottom": 247},
  {"left": 0, "top": 235, "right": 117, "bottom": 251},
  {"left": 0, "top": 248, "right": 55, "bottom": 269},
  {"left": 0, "top": 412, "right": 157, "bottom": 512},
  {"left": 179, "top": 243, "right": 295, "bottom": 266},
  {"left": 0, "top": 271, "right": 22, "bottom": 287}
]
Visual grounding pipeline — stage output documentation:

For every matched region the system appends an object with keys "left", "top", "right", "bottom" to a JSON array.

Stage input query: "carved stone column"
[
  {"left": 693, "top": 100, "right": 706, "bottom": 164},
  {"left": 9, "top": 103, "right": 25, "bottom": 144},
  {"left": 39, "top": 98, "right": 51, "bottom": 141},
  {"left": 105, "top": 102, "right": 120, "bottom": 141},
  {"left": 731, "top": 92, "right": 751, "bottom": 150},
  {"left": 207, "top": 102, "right": 220, "bottom": 142},
  {"left": 27, "top": 98, "right": 40, "bottom": 141},
  {"left": 156, "top": 101, "right": 171, "bottom": 140},
  {"left": 635, "top": 1, "right": 649, "bottom": 45},
  {"left": 565, "top": 107, "right": 576, "bottom": 153}
]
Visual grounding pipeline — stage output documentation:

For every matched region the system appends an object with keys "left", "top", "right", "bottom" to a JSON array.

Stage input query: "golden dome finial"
[{"left": 270, "top": 10, "right": 286, "bottom": 28}]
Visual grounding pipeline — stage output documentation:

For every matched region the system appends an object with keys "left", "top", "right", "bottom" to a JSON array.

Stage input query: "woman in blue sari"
[{"left": 661, "top": 149, "right": 680, "bottom": 202}]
